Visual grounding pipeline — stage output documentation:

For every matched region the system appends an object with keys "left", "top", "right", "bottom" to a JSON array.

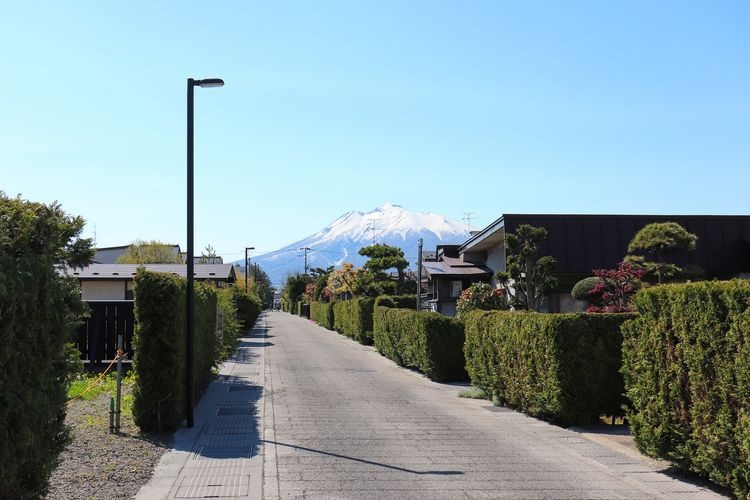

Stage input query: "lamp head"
[{"left": 195, "top": 78, "right": 224, "bottom": 88}]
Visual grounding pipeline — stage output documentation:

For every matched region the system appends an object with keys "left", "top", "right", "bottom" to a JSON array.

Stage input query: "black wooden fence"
[{"left": 75, "top": 300, "right": 135, "bottom": 366}]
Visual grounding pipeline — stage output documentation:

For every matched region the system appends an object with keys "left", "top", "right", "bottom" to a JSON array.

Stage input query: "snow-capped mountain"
[{"left": 243, "top": 203, "right": 471, "bottom": 287}]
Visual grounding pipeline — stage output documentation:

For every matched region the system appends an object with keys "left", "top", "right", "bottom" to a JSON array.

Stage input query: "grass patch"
[
  {"left": 458, "top": 386, "right": 487, "bottom": 399},
  {"left": 68, "top": 372, "right": 135, "bottom": 404}
]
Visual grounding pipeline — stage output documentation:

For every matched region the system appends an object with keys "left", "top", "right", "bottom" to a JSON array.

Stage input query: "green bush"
[
  {"left": 310, "top": 301, "right": 335, "bottom": 330},
  {"left": 621, "top": 280, "right": 750, "bottom": 498},
  {"left": 373, "top": 307, "right": 466, "bottom": 381},
  {"left": 333, "top": 298, "right": 375, "bottom": 344},
  {"left": 374, "top": 294, "right": 416, "bottom": 309},
  {"left": 131, "top": 270, "right": 217, "bottom": 432},
  {"left": 0, "top": 194, "right": 93, "bottom": 499},
  {"left": 464, "top": 311, "right": 632, "bottom": 425},
  {"left": 571, "top": 277, "right": 602, "bottom": 302}
]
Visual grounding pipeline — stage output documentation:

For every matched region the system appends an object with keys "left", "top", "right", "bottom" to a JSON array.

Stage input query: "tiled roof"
[
  {"left": 422, "top": 260, "right": 491, "bottom": 277},
  {"left": 62, "top": 264, "right": 236, "bottom": 281}
]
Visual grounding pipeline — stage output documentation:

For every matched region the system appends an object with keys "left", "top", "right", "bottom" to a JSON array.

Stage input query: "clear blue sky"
[{"left": 2, "top": 1, "right": 748, "bottom": 261}]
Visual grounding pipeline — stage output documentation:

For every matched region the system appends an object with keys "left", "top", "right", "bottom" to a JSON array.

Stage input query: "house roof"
[
  {"left": 63, "top": 264, "right": 236, "bottom": 281},
  {"left": 422, "top": 260, "right": 491, "bottom": 278}
]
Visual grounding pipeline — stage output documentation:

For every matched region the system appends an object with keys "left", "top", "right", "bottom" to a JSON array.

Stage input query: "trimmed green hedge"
[
  {"left": 373, "top": 307, "right": 466, "bottom": 381},
  {"left": 132, "top": 270, "right": 217, "bottom": 432},
  {"left": 333, "top": 298, "right": 375, "bottom": 344},
  {"left": 235, "top": 289, "right": 262, "bottom": 330},
  {"left": 375, "top": 294, "right": 417, "bottom": 309},
  {"left": 464, "top": 311, "right": 633, "bottom": 425},
  {"left": 622, "top": 280, "right": 750, "bottom": 498},
  {"left": 310, "top": 301, "right": 335, "bottom": 330},
  {"left": 0, "top": 195, "right": 93, "bottom": 499}
]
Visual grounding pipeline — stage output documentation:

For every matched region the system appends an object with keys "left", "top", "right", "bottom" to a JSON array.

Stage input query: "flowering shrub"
[
  {"left": 587, "top": 262, "right": 645, "bottom": 313},
  {"left": 456, "top": 283, "right": 509, "bottom": 319}
]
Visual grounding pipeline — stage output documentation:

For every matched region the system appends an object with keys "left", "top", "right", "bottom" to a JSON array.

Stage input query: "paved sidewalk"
[{"left": 136, "top": 314, "right": 267, "bottom": 500}]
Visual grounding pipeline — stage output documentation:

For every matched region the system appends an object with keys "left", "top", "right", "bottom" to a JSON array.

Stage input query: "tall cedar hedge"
[
  {"left": 333, "top": 298, "right": 375, "bottom": 344},
  {"left": 132, "top": 270, "right": 217, "bottom": 432},
  {"left": 0, "top": 195, "right": 93, "bottom": 499},
  {"left": 621, "top": 280, "right": 750, "bottom": 498},
  {"left": 234, "top": 289, "right": 262, "bottom": 330},
  {"left": 373, "top": 307, "right": 467, "bottom": 381},
  {"left": 464, "top": 311, "right": 632, "bottom": 425},
  {"left": 310, "top": 301, "right": 335, "bottom": 330}
]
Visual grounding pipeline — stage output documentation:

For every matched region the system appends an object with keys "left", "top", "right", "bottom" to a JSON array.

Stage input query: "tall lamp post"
[
  {"left": 245, "top": 246, "right": 255, "bottom": 292},
  {"left": 187, "top": 77, "right": 223, "bottom": 428}
]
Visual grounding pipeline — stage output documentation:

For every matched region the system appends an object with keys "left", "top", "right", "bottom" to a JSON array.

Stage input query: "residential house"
[
  {"left": 456, "top": 214, "right": 750, "bottom": 313},
  {"left": 65, "top": 263, "right": 237, "bottom": 301},
  {"left": 421, "top": 245, "right": 492, "bottom": 316}
]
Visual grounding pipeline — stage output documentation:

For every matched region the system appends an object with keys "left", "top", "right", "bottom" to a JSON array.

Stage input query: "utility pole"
[
  {"left": 463, "top": 212, "right": 476, "bottom": 232},
  {"left": 245, "top": 246, "right": 255, "bottom": 292},
  {"left": 417, "top": 238, "right": 423, "bottom": 311},
  {"left": 300, "top": 247, "right": 311, "bottom": 274}
]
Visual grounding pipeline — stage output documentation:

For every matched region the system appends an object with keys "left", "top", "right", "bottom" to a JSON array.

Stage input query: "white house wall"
[
  {"left": 81, "top": 281, "right": 126, "bottom": 300},
  {"left": 487, "top": 245, "right": 506, "bottom": 286}
]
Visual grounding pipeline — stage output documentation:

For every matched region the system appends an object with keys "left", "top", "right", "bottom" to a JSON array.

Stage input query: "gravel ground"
[{"left": 45, "top": 387, "right": 171, "bottom": 499}]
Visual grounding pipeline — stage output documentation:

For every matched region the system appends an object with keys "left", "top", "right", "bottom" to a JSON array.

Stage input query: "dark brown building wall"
[{"left": 503, "top": 214, "right": 750, "bottom": 279}]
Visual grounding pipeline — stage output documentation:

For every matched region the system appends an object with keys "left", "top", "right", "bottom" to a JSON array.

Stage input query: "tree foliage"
[
  {"left": 0, "top": 193, "right": 94, "bottom": 498},
  {"left": 495, "top": 224, "right": 557, "bottom": 311},
  {"left": 281, "top": 273, "right": 314, "bottom": 304},
  {"left": 357, "top": 243, "right": 410, "bottom": 296},
  {"left": 198, "top": 244, "right": 218, "bottom": 264},
  {"left": 115, "top": 239, "right": 183, "bottom": 264},
  {"left": 455, "top": 283, "right": 509, "bottom": 319},
  {"left": 247, "top": 263, "right": 274, "bottom": 307},
  {"left": 625, "top": 222, "right": 698, "bottom": 284},
  {"left": 327, "top": 263, "right": 360, "bottom": 297},
  {"left": 586, "top": 262, "right": 645, "bottom": 313}
]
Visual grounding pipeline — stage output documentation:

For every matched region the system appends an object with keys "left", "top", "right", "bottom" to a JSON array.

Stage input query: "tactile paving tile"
[{"left": 174, "top": 463, "right": 250, "bottom": 498}]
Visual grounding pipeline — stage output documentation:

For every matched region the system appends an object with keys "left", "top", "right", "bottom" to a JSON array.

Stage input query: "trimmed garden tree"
[
  {"left": 625, "top": 221, "right": 698, "bottom": 284},
  {"left": 495, "top": 224, "right": 557, "bottom": 311}
]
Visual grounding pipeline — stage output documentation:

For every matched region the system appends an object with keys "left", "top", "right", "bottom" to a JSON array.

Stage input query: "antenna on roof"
[
  {"left": 462, "top": 212, "right": 476, "bottom": 232},
  {"left": 93, "top": 223, "right": 97, "bottom": 247}
]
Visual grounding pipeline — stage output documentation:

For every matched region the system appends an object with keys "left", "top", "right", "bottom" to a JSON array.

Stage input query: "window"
[
  {"left": 125, "top": 281, "right": 135, "bottom": 300},
  {"left": 450, "top": 280, "right": 463, "bottom": 298}
]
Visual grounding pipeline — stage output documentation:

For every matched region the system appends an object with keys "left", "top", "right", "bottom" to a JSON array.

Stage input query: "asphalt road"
[{"left": 261, "top": 311, "right": 725, "bottom": 499}]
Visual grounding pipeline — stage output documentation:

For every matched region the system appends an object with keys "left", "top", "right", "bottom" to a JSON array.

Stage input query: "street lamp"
[
  {"left": 245, "top": 246, "right": 255, "bottom": 292},
  {"left": 187, "top": 77, "right": 224, "bottom": 428}
]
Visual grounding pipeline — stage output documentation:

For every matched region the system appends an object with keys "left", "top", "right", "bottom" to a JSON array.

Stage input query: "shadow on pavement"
[{"left": 264, "top": 439, "right": 464, "bottom": 476}]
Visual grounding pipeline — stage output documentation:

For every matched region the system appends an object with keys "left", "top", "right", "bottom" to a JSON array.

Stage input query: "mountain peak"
[{"left": 248, "top": 204, "right": 471, "bottom": 285}]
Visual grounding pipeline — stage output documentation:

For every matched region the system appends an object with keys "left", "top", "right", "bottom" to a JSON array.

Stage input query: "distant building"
[
  {"left": 62, "top": 263, "right": 236, "bottom": 300},
  {"left": 421, "top": 245, "right": 492, "bottom": 316}
]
